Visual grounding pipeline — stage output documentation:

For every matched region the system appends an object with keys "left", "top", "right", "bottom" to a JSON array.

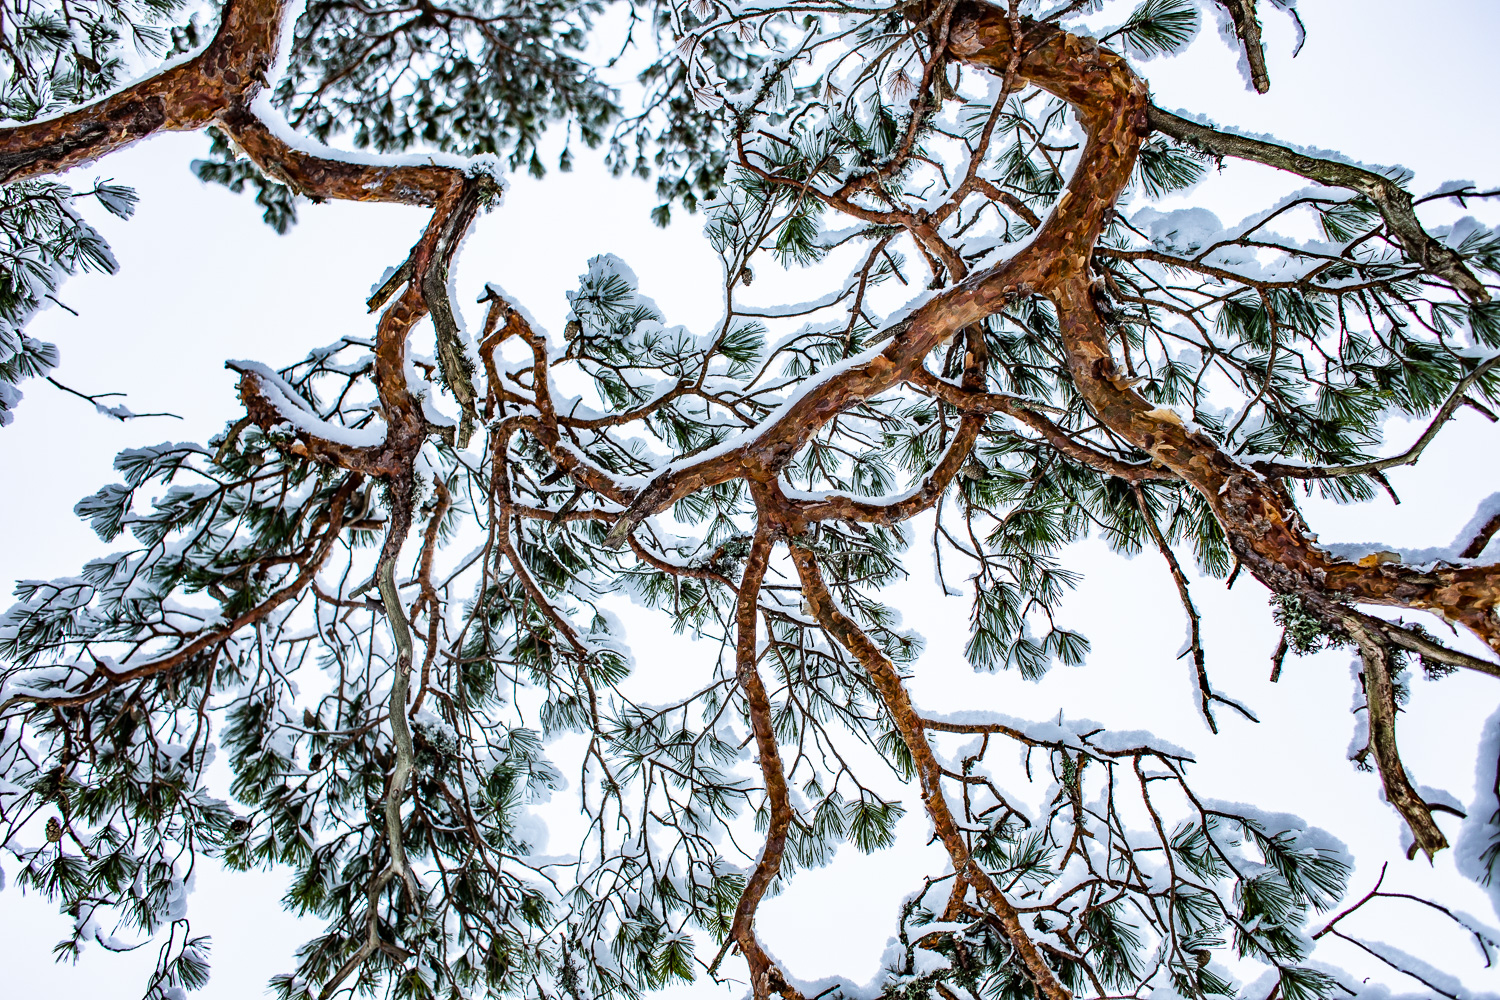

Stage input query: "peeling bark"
[{"left": 0, "top": 0, "right": 293, "bottom": 183}]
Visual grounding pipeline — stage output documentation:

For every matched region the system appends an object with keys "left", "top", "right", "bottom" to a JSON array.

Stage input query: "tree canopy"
[{"left": 2, "top": 1, "right": 1500, "bottom": 999}]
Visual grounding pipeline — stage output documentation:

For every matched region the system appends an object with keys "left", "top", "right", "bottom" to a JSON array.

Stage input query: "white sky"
[{"left": 4, "top": 0, "right": 1500, "bottom": 996}]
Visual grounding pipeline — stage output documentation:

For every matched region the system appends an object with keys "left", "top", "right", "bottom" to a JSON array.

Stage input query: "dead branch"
[{"left": 1337, "top": 611, "right": 1449, "bottom": 859}]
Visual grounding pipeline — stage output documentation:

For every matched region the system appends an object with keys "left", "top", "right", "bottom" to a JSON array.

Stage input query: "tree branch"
[
  {"left": 0, "top": 0, "right": 293, "bottom": 184},
  {"left": 1148, "top": 104, "right": 1490, "bottom": 302},
  {"left": 1337, "top": 611, "right": 1449, "bottom": 859},
  {"left": 788, "top": 538, "right": 1071, "bottom": 1000},
  {"left": 717, "top": 518, "right": 804, "bottom": 1000},
  {"left": 1254, "top": 354, "right": 1500, "bottom": 481},
  {"left": 1214, "top": 0, "right": 1271, "bottom": 94},
  {"left": 909, "top": 366, "right": 1178, "bottom": 482}
]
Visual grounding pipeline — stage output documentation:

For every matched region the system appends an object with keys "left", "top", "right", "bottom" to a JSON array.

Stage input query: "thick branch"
[
  {"left": 1051, "top": 265, "right": 1500, "bottom": 655},
  {"left": 1348, "top": 609, "right": 1500, "bottom": 680},
  {"left": 602, "top": 4, "right": 1151, "bottom": 546},
  {"left": 0, "top": 0, "right": 292, "bottom": 184},
  {"left": 721, "top": 520, "right": 804, "bottom": 1000},
  {"left": 232, "top": 142, "right": 480, "bottom": 479},
  {"left": 219, "top": 105, "right": 463, "bottom": 207}
]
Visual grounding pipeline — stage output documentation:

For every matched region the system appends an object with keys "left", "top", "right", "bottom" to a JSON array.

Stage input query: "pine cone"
[{"left": 45, "top": 817, "right": 63, "bottom": 842}]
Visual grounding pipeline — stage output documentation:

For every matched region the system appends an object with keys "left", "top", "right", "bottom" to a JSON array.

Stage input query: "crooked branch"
[
  {"left": 788, "top": 539, "right": 1071, "bottom": 1000},
  {"left": 1337, "top": 611, "right": 1450, "bottom": 859},
  {"left": 0, "top": 0, "right": 293, "bottom": 184},
  {"left": 716, "top": 520, "right": 804, "bottom": 1000}
]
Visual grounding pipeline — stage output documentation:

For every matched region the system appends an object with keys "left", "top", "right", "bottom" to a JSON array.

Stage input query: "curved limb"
[
  {"left": 230, "top": 122, "right": 488, "bottom": 477},
  {"left": 0, "top": 0, "right": 294, "bottom": 184},
  {"left": 603, "top": 3, "right": 1155, "bottom": 545},
  {"left": 793, "top": 410, "right": 984, "bottom": 525},
  {"left": 1337, "top": 611, "right": 1450, "bottom": 860},
  {"left": 928, "top": 0, "right": 1500, "bottom": 659},
  {"left": 787, "top": 541, "right": 1072, "bottom": 1000},
  {"left": 716, "top": 518, "right": 804, "bottom": 1000},
  {"left": 206, "top": 109, "right": 489, "bottom": 997},
  {"left": 945, "top": 2, "right": 1500, "bottom": 662},
  {"left": 1253, "top": 354, "right": 1500, "bottom": 482},
  {"left": 1046, "top": 252, "right": 1500, "bottom": 655}
]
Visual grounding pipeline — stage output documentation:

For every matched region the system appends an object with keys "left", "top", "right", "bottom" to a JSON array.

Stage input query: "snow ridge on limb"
[
  {"left": 1147, "top": 104, "right": 1492, "bottom": 302},
  {"left": 1337, "top": 611, "right": 1449, "bottom": 861},
  {"left": 0, "top": 0, "right": 296, "bottom": 185}
]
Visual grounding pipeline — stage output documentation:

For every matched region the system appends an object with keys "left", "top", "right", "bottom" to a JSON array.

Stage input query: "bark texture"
[{"left": 0, "top": 0, "right": 293, "bottom": 183}]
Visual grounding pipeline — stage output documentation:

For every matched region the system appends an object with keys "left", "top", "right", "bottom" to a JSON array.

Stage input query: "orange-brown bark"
[
  {"left": 225, "top": 107, "right": 491, "bottom": 482},
  {"left": 723, "top": 520, "right": 805, "bottom": 1000},
  {"left": 218, "top": 107, "right": 462, "bottom": 207},
  {"left": 788, "top": 541, "right": 1072, "bottom": 1000},
  {"left": 0, "top": 0, "right": 293, "bottom": 184},
  {"left": 578, "top": 2, "right": 1500, "bottom": 667},
  {"left": 946, "top": 3, "right": 1500, "bottom": 658}
]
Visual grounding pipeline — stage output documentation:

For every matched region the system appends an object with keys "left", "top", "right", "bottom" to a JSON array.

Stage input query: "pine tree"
[{"left": 3, "top": 1, "right": 1500, "bottom": 998}]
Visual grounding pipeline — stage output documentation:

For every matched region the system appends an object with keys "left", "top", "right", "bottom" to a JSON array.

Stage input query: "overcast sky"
[{"left": 4, "top": 0, "right": 1500, "bottom": 996}]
